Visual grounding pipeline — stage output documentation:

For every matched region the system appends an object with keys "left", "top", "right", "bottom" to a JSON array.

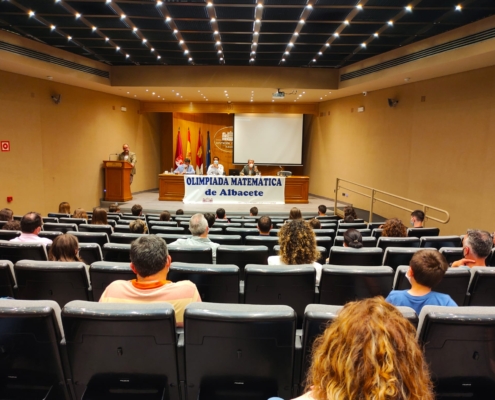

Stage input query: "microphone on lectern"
[{"left": 109, "top": 153, "right": 119, "bottom": 161}]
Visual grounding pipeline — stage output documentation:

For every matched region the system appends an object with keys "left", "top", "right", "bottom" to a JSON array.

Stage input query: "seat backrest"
[
  {"left": 337, "top": 228, "right": 372, "bottom": 237},
  {"left": 420, "top": 235, "right": 462, "bottom": 249},
  {"left": 14, "top": 260, "right": 91, "bottom": 306},
  {"left": 319, "top": 223, "right": 337, "bottom": 230},
  {"left": 0, "top": 230, "right": 21, "bottom": 241},
  {"left": 156, "top": 233, "right": 190, "bottom": 244},
  {"left": 407, "top": 227, "right": 440, "bottom": 238},
  {"left": 110, "top": 232, "right": 146, "bottom": 244},
  {"left": 394, "top": 265, "right": 470, "bottom": 305},
  {"left": 319, "top": 265, "right": 394, "bottom": 306},
  {"left": 376, "top": 237, "right": 420, "bottom": 251},
  {"left": 43, "top": 222, "right": 78, "bottom": 233},
  {"left": 213, "top": 222, "right": 241, "bottom": 229},
  {"left": 216, "top": 245, "right": 269, "bottom": 278},
  {"left": 167, "top": 246, "right": 213, "bottom": 264},
  {"left": 48, "top": 212, "right": 70, "bottom": 218},
  {"left": 333, "top": 236, "right": 377, "bottom": 247},
  {"left": 42, "top": 217, "right": 59, "bottom": 224},
  {"left": 59, "top": 217, "right": 87, "bottom": 226},
  {"left": 312, "top": 229, "right": 336, "bottom": 238},
  {"left": 71, "top": 231, "right": 109, "bottom": 247},
  {"left": 337, "top": 222, "right": 368, "bottom": 229},
  {"left": 368, "top": 222, "right": 383, "bottom": 231},
  {"left": 169, "top": 262, "right": 239, "bottom": 303},
  {"left": 417, "top": 306, "right": 495, "bottom": 395},
  {"left": 148, "top": 220, "right": 178, "bottom": 227},
  {"left": 467, "top": 267, "right": 495, "bottom": 306},
  {"left": 439, "top": 247, "right": 464, "bottom": 265},
  {"left": 184, "top": 303, "right": 296, "bottom": 400},
  {"left": 0, "top": 299, "right": 69, "bottom": 399},
  {"left": 244, "top": 265, "right": 316, "bottom": 327},
  {"left": 78, "top": 243, "right": 103, "bottom": 265},
  {"left": 329, "top": 247, "right": 383, "bottom": 266},
  {"left": 225, "top": 228, "right": 260, "bottom": 243},
  {"left": 371, "top": 228, "right": 383, "bottom": 239},
  {"left": 102, "top": 243, "right": 131, "bottom": 262},
  {"left": 244, "top": 235, "right": 279, "bottom": 256},
  {"left": 382, "top": 247, "right": 436, "bottom": 272},
  {"left": 62, "top": 301, "right": 180, "bottom": 400},
  {"left": 78, "top": 224, "right": 113, "bottom": 236},
  {"left": 89, "top": 261, "right": 135, "bottom": 301},
  {"left": 207, "top": 234, "right": 243, "bottom": 246},
  {"left": 487, "top": 248, "right": 495, "bottom": 267},
  {"left": 121, "top": 215, "right": 145, "bottom": 220},
  {"left": 0, "top": 260, "right": 16, "bottom": 297},
  {"left": 314, "top": 236, "right": 332, "bottom": 253},
  {"left": 113, "top": 225, "right": 131, "bottom": 233},
  {"left": 0, "top": 241, "right": 48, "bottom": 263},
  {"left": 38, "top": 231, "right": 63, "bottom": 241},
  {"left": 150, "top": 225, "right": 186, "bottom": 235}
]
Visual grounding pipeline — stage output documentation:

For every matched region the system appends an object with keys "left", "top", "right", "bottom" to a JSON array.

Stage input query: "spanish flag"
[{"left": 186, "top": 128, "right": 192, "bottom": 160}]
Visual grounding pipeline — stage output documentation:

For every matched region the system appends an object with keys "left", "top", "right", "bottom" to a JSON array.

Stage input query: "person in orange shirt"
[{"left": 99, "top": 235, "right": 201, "bottom": 326}]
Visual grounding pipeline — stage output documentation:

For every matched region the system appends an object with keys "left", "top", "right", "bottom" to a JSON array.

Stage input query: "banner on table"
[{"left": 183, "top": 176, "right": 285, "bottom": 204}]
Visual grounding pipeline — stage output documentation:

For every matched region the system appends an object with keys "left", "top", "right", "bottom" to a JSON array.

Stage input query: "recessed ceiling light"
[
  {"left": 320, "top": 97, "right": 323, "bottom": 100},
  {"left": 254, "top": 32, "right": 259, "bottom": 35},
  {"left": 288, "top": 42, "right": 294, "bottom": 47},
  {"left": 455, "top": 5, "right": 462, "bottom": 11},
  {"left": 157, "top": 0, "right": 163, "bottom": 5},
  {"left": 281, "top": 58, "right": 286, "bottom": 62},
  {"left": 173, "top": 29, "right": 178, "bottom": 33},
  {"left": 126, "top": 54, "right": 129, "bottom": 58},
  {"left": 151, "top": 48, "right": 155, "bottom": 52},
  {"left": 214, "top": 30, "right": 219, "bottom": 34},
  {"left": 157, "top": 55, "right": 161, "bottom": 59},
  {"left": 188, "top": 57, "right": 192, "bottom": 61},
  {"left": 374, "top": 33, "right": 379, "bottom": 37},
  {"left": 75, "top": 13, "right": 81, "bottom": 19},
  {"left": 127, "top": 91, "right": 130, "bottom": 94},
  {"left": 272, "top": 100, "right": 274, "bottom": 102},
  {"left": 255, "top": 19, "right": 260, "bottom": 23},
  {"left": 344, "top": 20, "right": 349, "bottom": 25},
  {"left": 133, "top": 27, "right": 138, "bottom": 32},
  {"left": 179, "top": 40, "right": 184, "bottom": 44},
  {"left": 334, "top": 32, "right": 339, "bottom": 37},
  {"left": 306, "top": 4, "right": 312, "bottom": 9},
  {"left": 211, "top": 18, "right": 216, "bottom": 22},
  {"left": 253, "top": 43, "right": 257, "bottom": 46},
  {"left": 405, "top": 5, "right": 412, "bottom": 11},
  {"left": 216, "top": 41, "right": 221, "bottom": 45},
  {"left": 152, "top": 92, "right": 155, "bottom": 95},
  {"left": 166, "top": 17, "right": 171, "bottom": 22},
  {"left": 361, "top": 43, "right": 366, "bottom": 47},
  {"left": 176, "top": 93, "right": 179, "bottom": 96},
  {"left": 388, "top": 20, "right": 393, "bottom": 26},
  {"left": 294, "top": 32, "right": 299, "bottom": 36},
  {"left": 325, "top": 43, "right": 330, "bottom": 47},
  {"left": 106, "top": 0, "right": 112, "bottom": 3},
  {"left": 318, "top": 51, "right": 322, "bottom": 55},
  {"left": 299, "top": 19, "right": 305, "bottom": 23},
  {"left": 68, "top": 36, "right": 72, "bottom": 40},
  {"left": 312, "top": 59, "right": 316, "bottom": 62},
  {"left": 134, "top": 95, "right": 137, "bottom": 97},
  {"left": 50, "top": 25, "right": 56, "bottom": 30},
  {"left": 142, "top": 39, "right": 147, "bottom": 43},
  {"left": 218, "top": 50, "right": 222, "bottom": 54},
  {"left": 302, "top": 91, "right": 305, "bottom": 94},
  {"left": 146, "top": 89, "right": 149, "bottom": 92},
  {"left": 121, "top": 14, "right": 126, "bottom": 19},
  {"left": 28, "top": 10, "right": 35, "bottom": 17},
  {"left": 105, "top": 37, "right": 109, "bottom": 41},
  {"left": 92, "top": 26, "right": 97, "bottom": 31},
  {"left": 116, "top": 46, "right": 120, "bottom": 50},
  {"left": 356, "top": 4, "right": 363, "bottom": 9},
  {"left": 220, "top": 57, "right": 224, "bottom": 61},
  {"left": 207, "top": 2, "right": 212, "bottom": 6},
  {"left": 257, "top": 3, "right": 263, "bottom": 7}
]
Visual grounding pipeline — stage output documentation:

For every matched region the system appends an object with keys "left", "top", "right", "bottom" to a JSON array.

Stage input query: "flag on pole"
[
  {"left": 175, "top": 128, "right": 183, "bottom": 167},
  {"left": 186, "top": 128, "right": 192, "bottom": 160},
  {"left": 196, "top": 129, "right": 203, "bottom": 169},
  {"left": 206, "top": 131, "right": 211, "bottom": 169}
]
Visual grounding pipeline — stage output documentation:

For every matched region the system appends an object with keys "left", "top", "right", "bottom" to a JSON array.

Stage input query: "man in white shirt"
[
  {"left": 174, "top": 158, "right": 195, "bottom": 175},
  {"left": 10, "top": 212, "right": 52, "bottom": 244},
  {"left": 207, "top": 156, "right": 224, "bottom": 176}
]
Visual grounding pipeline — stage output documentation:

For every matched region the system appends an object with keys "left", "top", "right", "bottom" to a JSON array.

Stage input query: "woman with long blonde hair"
[{"left": 295, "top": 297, "right": 433, "bottom": 400}]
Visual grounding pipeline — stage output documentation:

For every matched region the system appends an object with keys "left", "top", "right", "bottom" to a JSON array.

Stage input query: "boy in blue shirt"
[{"left": 386, "top": 249, "right": 457, "bottom": 315}]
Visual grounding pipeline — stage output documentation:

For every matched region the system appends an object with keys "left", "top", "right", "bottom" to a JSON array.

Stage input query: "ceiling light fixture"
[
  {"left": 121, "top": 14, "right": 126, "bottom": 19},
  {"left": 344, "top": 20, "right": 349, "bottom": 25},
  {"left": 356, "top": 4, "right": 363, "bottom": 9},
  {"left": 50, "top": 25, "right": 56, "bottom": 30},
  {"left": 455, "top": 5, "right": 462, "bottom": 11},
  {"left": 116, "top": 46, "right": 120, "bottom": 50},
  {"left": 28, "top": 10, "right": 35, "bottom": 17},
  {"left": 374, "top": 33, "right": 379, "bottom": 37},
  {"left": 92, "top": 26, "right": 97, "bottom": 31},
  {"left": 405, "top": 5, "right": 412, "bottom": 11},
  {"left": 388, "top": 20, "right": 393, "bottom": 26},
  {"left": 334, "top": 32, "right": 339, "bottom": 37},
  {"left": 75, "top": 13, "right": 81, "bottom": 19},
  {"left": 133, "top": 27, "right": 138, "bottom": 32},
  {"left": 142, "top": 39, "right": 147, "bottom": 43},
  {"left": 166, "top": 17, "right": 171, "bottom": 22}
]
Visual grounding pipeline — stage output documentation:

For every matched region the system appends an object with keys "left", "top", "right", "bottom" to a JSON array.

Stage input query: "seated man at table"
[
  {"left": 99, "top": 235, "right": 201, "bottom": 327},
  {"left": 257, "top": 216, "right": 272, "bottom": 236},
  {"left": 240, "top": 159, "right": 260, "bottom": 176},
  {"left": 207, "top": 156, "right": 224, "bottom": 176},
  {"left": 174, "top": 158, "right": 195, "bottom": 175}
]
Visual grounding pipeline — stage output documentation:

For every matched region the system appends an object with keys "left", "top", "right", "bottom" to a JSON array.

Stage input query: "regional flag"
[
  {"left": 175, "top": 129, "right": 184, "bottom": 167},
  {"left": 196, "top": 129, "right": 203, "bottom": 168},
  {"left": 186, "top": 128, "right": 192, "bottom": 160}
]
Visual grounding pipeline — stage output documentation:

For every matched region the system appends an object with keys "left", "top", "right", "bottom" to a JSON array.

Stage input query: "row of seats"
[{"left": 1, "top": 299, "right": 493, "bottom": 399}]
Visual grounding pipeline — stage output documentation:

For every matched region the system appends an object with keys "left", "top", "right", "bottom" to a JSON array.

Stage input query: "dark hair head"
[
  {"left": 129, "top": 219, "right": 147, "bottom": 234},
  {"left": 2, "top": 220, "right": 21, "bottom": 231},
  {"left": 91, "top": 207, "right": 108, "bottom": 225},
  {"left": 464, "top": 230, "right": 493, "bottom": 259},
  {"left": 216, "top": 208, "right": 226, "bottom": 219},
  {"left": 176, "top": 209, "right": 184, "bottom": 215},
  {"left": 344, "top": 215, "right": 355, "bottom": 223},
  {"left": 289, "top": 207, "right": 302, "bottom": 220},
  {"left": 213, "top": 156, "right": 219, "bottom": 161},
  {"left": 411, "top": 210, "right": 425, "bottom": 222},
  {"left": 185, "top": 158, "right": 191, "bottom": 164},
  {"left": 308, "top": 218, "right": 321, "bottom": 230},
  {"left": 109, "top": 203, "right": 120, "bottom": 213},
  {"left": 318, "top": 205, "right": 327, "bottom": 214},
  {"left": 160, "top": 211, "right": 171, "bottom": 221},
  {"left": 58, "top": 202, "right": 70, "bottom": 214},
  {"left": 0, "top": 208, "right": 13, "bottom": 221},
  {"left": 382, "top": 218, "right": 407, "bottom": 237},
  {"left": 250, "top": 206, "right": 258, "bottom": 216},
  {"left": 343, "top": 229, "right": 363, "bottom": 249},
  {"left": 48, "top": 233, "right": 82, "bottom": 262},
  {"left": 410, "top": 249, "right": 449, "bottom": 288},
  {"left": 20, "top": 212, "right": 42, "bottom": 234},
  {"left": 130, "top": 236, "right": 169, "bottom": 278},
  {"left": 203, "top": 212, "right": 215, "bottom": 228},
  {"left": 131, "top": 204, "right": 143, "bottom": 216},
  {"left": 73, "top": 208, "right": 88, "bottom": 220},
  {"left": 278, "top": 220, "right": 320, "bottom": 265},
  {"left": 343, "top": 205, "right": 357, "bottom": 219},
  {"left": 258, "top": 216, "right": 272, "bottom": 233}
]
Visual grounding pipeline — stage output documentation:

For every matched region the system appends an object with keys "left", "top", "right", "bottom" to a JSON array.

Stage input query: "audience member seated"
[
  {"left": 10, "top": 212, "right": 52, "bottom": 244},
  {"left": 308, "top": 218, "right": 321, "bottom": 230},
  {"left": 131, "top": 204, "right": 143, "bottom": 216},
  {"left": 250, "top": 206, "right": 258, "bottom": 217},
  {"left": 176, "top": 209, "right": 184, "bottom": 215},
  {"left": 91, "top": 207, "right": 109, "bottom": 225},
  {"left": 386, "top": 249, "right": 457, "bottom": 315},
  {"left": 295, "top": 297, "right": 434, "bottom": 400},
  {"left": 451, "top": 229, "right": 493, "bottom": 269},
  {"left": 159, "top": 211, "right": 171, "bottom": 221},
  {"left": 59, "top": 201, "right": 70, "bottom": 214},
  {"left": 203, "top": 212, "right": 215, "bottom": 228},
  {"left": 343, "top": 205, "right": 357, "bottom": 219},
  {"left": 0, "top": 208, "right": 13, "bottom": 221},
  {"left": 48, "top": 233, "right": 83, "bottom": 262},
  {"left": 289, "top": 207, "right": 302, "bottom": 220},
  {"left": 2, "top": 220, "right": 20, "bottom": 230},
  {"left": 381, "top": 218, "right": 407, "bottom": 237},
  {"left": 73, "top": 208, "right": 88, "bottom": 220},
  {"left": 170, "top": 214, "right": 220, "bottom": 260},
  {"left": 257, "top": 216, "right": 272, "bottom": 236},
  {"left": 268, "top": 219, "right": 322, "bottom": 284},
  {"left": 109, "top": 203, "right": 121, "bottom": 213},
  {"left": 326, "top": 229, "right": 363, "bottom": 263},
  {"left": 99, "top": 235, "right": 201, "bottom": 327},
  {"left": 216, "top": 208, "right": 228, "bottom": 221},
  {"left": 343, "top": 215, "right": 355, "bottom": 223},
  {"left": 410, "top": 209, "right": 425, "bottom": 228},
  {"left": 129, "top": 219, "right": 147, "bottom": 234},
  {"left": 317, "top": 204, "right": 326, "bottom": 217}
]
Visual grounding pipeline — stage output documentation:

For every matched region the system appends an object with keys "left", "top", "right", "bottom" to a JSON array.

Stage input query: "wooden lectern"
[{"left": 103, "top": 160, "right": 133, "bottom": 202}]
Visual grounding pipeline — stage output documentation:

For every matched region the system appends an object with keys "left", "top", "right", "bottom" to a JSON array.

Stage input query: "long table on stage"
[{"left": 158, "top": 174, "right": 309, "bottom": 204}]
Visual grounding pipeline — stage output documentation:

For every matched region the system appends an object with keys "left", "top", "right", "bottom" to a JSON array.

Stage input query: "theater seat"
[
  {"left": 337, "top": 222, "right": 368, "bottom": 230},
  {"left": 439, "top": 247, "right": 464, "bottom": 265},
  {"left": 487, "top": 248, "right": 495, "bottom": 266},
  {"left": 337, "top": 228, "right": 371, "bottom": 237},
  {"left": 48, "top": 212, "right": 70, "bottom": 218},
  {"left": 38, "top": 231, "right": 63, "bottom": 241},
  {"left": 156, "top": 233, "right": 190, "bottom": 244},
  {"left": 59, "top": 217, "right": 87, "bottom": 226},
  {"left": 71, "top": 231, "right": 109, "bottom": 247},
  {"left": 208, "top": 234, "right": 243, "bottom": 246},
  {"left": 169, "top": 262, "right": 239, "bottom": 303},
  {"left": 382, "top": 247, "right": 436, "bottom": 272},
  {"left": 79, "top": 224, "right": 113, "bottom": 236},
  {"left": 394, "top": 265, "right": 470, "bottom": 305},
  {"left": 150, "top": 226, "right": 186, "bottom": 235},
  {"left": 90, "top": 261, "right": 135, "bottom": 301},
  {"left": 0, "top": 230, "right": 21, "bottom": 241},
  {"left": 319, "top": 265, "right": 393, "bottom": 306},
  {"left": 0, "top": 260, "right": 16, "bottom": 298},
  {"left": 14, "top": 260, "right": 92, "bottom": 306},
  {"left": 184, "top": 303, "right": 296, "bottom": 400},
  {"left": 312, "top": 229, "right": 336, "bottom": 238},
  {"left": 244, "top": 265, "right": 316, "bottom": 326},
  {"left": 407, "top": 227, "right": 440, "bottom": 238},
  {"left": 368, "top": 222, "right": 383, "bottom": 231},
  {"left": 371, "top": 228, "right": 383, "bottom": 239},
  {"left": 113, "top": 224, "right": 131, "bottom": 233},
  {"left": 62, "top": 301, "right": 180, "bottom": 400},
  {"left": 42, "top": 217, "right": 59, "bottom": 224},
  {"left": 466, "top": 267, "right": 495, "bottom": 306},
  {"left": 333, "top": 236, "right": 377, "bottom": 247},
  {"left": 269, "top": 229, "right": 280, "bottom": 237},
  {"left": 78, "top": 243, "right": 103, "bottom": 265},
  {"left": 244, "top": 235, "right": 279, "bottom": 255},
  {"left": 168, "top": 246, "right": 213, "bottom": 264},
  {"left": 103, "top": 243, "right": 131, "bottom": 262},
  {"left": 110, "top": 232, "right": 146, "bottom": 244},
  {"left": 328, "top": 247, "right": 383, "bottom": 266},
  {"left": 417, "top": 306, "right": 495, "bottom": 398},
  {"left": 376, "top": 237, "right": 420, "bottom": 251},
  {"left": 148, "top": 221, "right": 178, "bottom": 228},
  {"left": 0, "top": 241, "right": 48, "bottom": 263},
  {"left": 0, "top": 299, "right": 70, "bottom": 399},
  {"left": 216, "top": 245, "right": 269, "bottom": 279},
  {"left": 225, "top": 227, "right": 260, "bottom": 243},
  {"left": 43, "top": 222, "right": 78, "bottom": 233},
  {"left": 420, "top": 235, "right": 462, "bottom": 249}
]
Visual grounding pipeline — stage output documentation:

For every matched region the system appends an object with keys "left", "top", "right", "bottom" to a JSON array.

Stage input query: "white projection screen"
[{"left": 233, "top": 113, "right": 303, "bottom": 165}]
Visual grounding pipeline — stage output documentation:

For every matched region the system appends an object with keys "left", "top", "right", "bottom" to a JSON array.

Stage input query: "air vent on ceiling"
[
  {"left": 340, "top": 27, "right": 495, "bottom": 82},
  {"left": 0, "top": 41, "right": 110, "bottom": 79}
]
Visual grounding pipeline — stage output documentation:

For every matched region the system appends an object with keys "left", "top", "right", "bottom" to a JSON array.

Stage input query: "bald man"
[{"left": 118, "top": 143, "right": 137, "bottom": 184}]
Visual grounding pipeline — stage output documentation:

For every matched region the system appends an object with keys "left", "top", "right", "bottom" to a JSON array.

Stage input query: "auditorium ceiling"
[{"left": 1, "top": 0, "right": 494, "bottom": 69}]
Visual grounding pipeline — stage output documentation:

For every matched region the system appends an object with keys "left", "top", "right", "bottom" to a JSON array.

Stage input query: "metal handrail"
[{"left": 334, "top": 178, "right": 450, "bottom": 225}]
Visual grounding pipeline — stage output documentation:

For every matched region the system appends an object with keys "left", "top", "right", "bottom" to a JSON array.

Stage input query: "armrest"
[
  {"left": 177, "top": 332, "right": 185, "bottom": 381},
  {"left": 292, "top": 334, "right": 303, "bottom": 398},
  {"left": 314, "top": 286, "right": 320, "bottom": 303},
  {"left": 239, "top": 280, "right": 245, "bottom": 303},
  {"left": 60, "top": 339, "right": 76, "bottom": 400}
]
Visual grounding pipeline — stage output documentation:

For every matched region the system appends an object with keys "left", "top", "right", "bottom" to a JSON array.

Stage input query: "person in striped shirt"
[{"left": 99, "top": 235, "right": 201, "bottom": 326}]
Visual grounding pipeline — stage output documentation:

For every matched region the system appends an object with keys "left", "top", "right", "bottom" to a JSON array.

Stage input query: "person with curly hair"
[
  {"left": 73, "top": 208, "right": 88, "bottom": 220},
  {"left": 295, "top": 297, "right": 434, "bottom": 400},
  {"left": 381, "top": 218, "right": 407, "bottom": 237},
  {"left": 268, "top": 219, "right": 322, "bottom": 284},
  {"left": 343, "top": 205, "right": 357, "bottom": 219}
]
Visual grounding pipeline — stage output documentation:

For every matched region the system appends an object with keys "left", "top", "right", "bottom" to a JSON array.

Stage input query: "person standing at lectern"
[
  {"left": 174, "top": 158, "right": 195, "bottom": 175},
  {"left": 240, "top": 159, "right": 260, "bottom": 176},
  {"left": 118, "top": 144, "right": 137, "bottom": 184},
  {"left": 207, "top": 156, "right": 224, "bottom": 176}
]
